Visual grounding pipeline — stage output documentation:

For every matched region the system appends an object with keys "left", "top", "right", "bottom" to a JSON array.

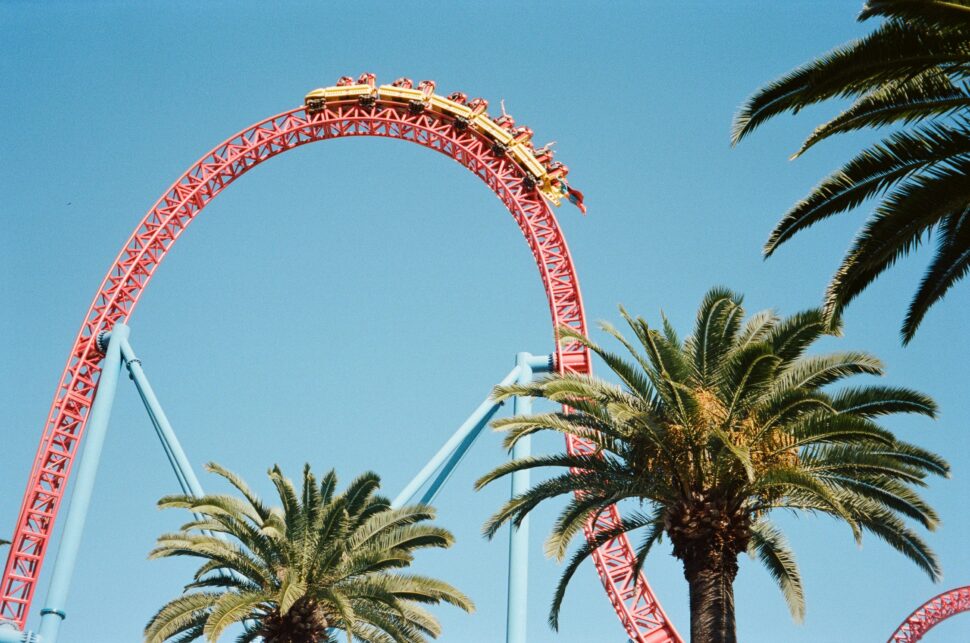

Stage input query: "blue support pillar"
[
  {"left": 119, "top": 338, "right": 205, "bottom": 499},
  {"left": 392, "top": 365, "right": 523, "bottom": 509},
  {"left": 37, "top": 324, "right": 129, "bottom": 643},
  {"left": 506, "top": 352, "right": 551, "bottom": 643}
]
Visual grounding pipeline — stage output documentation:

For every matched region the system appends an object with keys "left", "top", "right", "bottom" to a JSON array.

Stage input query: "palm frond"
[
  {"left": 795, "top": 71, "right": 966, "bottom": 155},
  {"left": 719, "top": 343, "right": 781, "bottom": 420},
  {"left": 840, "top": 493, "right": 943, "bottom": 581},
  {"left": 685, "top": 287, "right": 745, "bottom": 385},
  {"left": 548, "top": 515, "right": 654, "bottom": 631},
  {"left": 861, "top": 0, "right": 970, "bottom": 25},
  {"left": 764, "top": 309, "right": 831, "bottom": 363},
  {"left": 748, "top": 520, "right": 805, "bottom": 622},
  {"left": 824, "top": 155, "right": 970, "bottom": 326},
  {"left": 773, "top": 352, "right": 883, "bottom": 394},
  {"left": 202, "top": 592, "right": 265, "bottom": 642},
  {"left": 768, "top": 119, "right": 970, "bottom": 256},
  {"left": 732, "top": 19, "right": 970, "bottom": 143},
  {"left": 903, "top": 206, "right": 970, "bottom": 340},
  {"left": 144, "top": 592, "right": 220, "bottom": 643},
  {"left": 830, "top": 385, "right": 937, "bottom": 417}
]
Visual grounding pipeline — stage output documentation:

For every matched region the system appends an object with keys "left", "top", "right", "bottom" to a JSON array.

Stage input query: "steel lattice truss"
[
  {"left": 888, "top": 586, "right": 970, "bottom": 642},
  {"left": 0, "top": 99, "right": 682, "bottom": 642}
]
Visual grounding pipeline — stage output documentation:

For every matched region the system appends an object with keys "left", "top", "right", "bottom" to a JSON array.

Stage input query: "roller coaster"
[
  {"left": 0, "top": 73, "right": 965, "bottom": 642},
  {"left": 0, "top": 73, "right": 673, "bottom": 643}
]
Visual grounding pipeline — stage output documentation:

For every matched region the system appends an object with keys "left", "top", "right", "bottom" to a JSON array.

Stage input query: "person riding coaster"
[{"left": 305, "top": 73, "right": 586, "bottom": 213}]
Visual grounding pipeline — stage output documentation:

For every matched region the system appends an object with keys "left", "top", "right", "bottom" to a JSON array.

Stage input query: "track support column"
[
  {"left": 37, "top": 324, "right": 129, "bottom": 643},
  {"left": 506, "top": 352, "right": 551, "bottom": 643},
  {"left": 119, "top": 338, "right": 205, "bottom": 499}
]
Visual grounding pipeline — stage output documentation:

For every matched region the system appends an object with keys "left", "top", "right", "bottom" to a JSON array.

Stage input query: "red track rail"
[
  {"left": 888, "top": 586, "right": 970, "bottom": 642},
  {"left": 0, "top": 99, "right": 681, "bottom": 641}
]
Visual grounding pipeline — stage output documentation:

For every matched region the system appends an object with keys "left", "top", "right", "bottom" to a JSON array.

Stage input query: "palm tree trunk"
[{"left": 683, "top": 553, "right": 738, "bottom": 643}]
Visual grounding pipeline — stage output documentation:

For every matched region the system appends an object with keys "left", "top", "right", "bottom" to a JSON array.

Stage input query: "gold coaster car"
[{"left": 305, "top": 74, "right": 377, "bottom": 112}]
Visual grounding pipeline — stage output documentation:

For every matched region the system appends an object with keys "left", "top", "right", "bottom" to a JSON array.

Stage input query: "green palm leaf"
[
  {"left": 861, "top": 0, "right": 970, "bottom": 24},
  {"left": 732, "top": 20, "right": 970, "bottom": 143},
  {"left": 748, "top": 520, "right": 804, "bottom": 622},
  {"left": 794, "top": 72, "right": 965, "bottom": 156},
  {"left": 903, "top": 207, "right": 970, "bottom": 337}
]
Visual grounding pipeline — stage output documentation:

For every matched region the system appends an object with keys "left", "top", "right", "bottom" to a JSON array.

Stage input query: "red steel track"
[
  {"left": 0, "top": 99, "right": 681, "bottom": 641},
  {"left": 888, "top": 586, "right": 970, "bottom": 642}
]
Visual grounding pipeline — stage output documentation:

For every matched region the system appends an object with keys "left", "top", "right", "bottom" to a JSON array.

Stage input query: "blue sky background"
[{"left": 2, "top": 2, "right": 969, "bottom": 641}]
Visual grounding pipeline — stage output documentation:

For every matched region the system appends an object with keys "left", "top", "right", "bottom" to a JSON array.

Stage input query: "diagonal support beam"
[
  {"left": 392, "top": 353, "right": 551, "bottom": 512},
  {"left": 118, "top": 337, "right": 205, "bottom": 500},
  {"left": 392, "top": 365, "right": 523, "bottom": 509}
]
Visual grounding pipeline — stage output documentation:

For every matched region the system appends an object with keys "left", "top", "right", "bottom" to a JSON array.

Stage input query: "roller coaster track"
[
  {"left": 888, "top": 586, "right": 970, "bottom": 642},
  {"left": 0, "top": 84, "right": 682, "bottom": 642}
]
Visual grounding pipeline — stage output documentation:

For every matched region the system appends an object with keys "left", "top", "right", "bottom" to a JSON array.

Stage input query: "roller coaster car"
[
  {"left": 545, "top": 161, "right": 569, "bottom": 181},
  {"left": 444, "top": 96, "right": 488, "bottom": 131},
  {"left": 356, "top": 73, "right": 378, "bottom": 106},
  {"left": 379, "top": 83, "right": 424, "bottom": 104},
  {"left": 543, "top": 188, "right": 565, "bottom": 206},
  {"left": 467, "top": 97, "right": 489, "bottom": 118},
  {"left": 429, "top": 92, "right": 474, "bottom": 125},
  {"left": 494, "top": 114, "right": 516, "bottom": 130},
  {"left": 510, "top": 126, "right": 533, "bottom": 147},
  {"left": 305, "top": 79, "right": 378, "bottom": 113},
  {"left": 380, "top": 78, "right": 436, "bottom": 114},
  {"left": 417, "top": 80, "right": 436, "bottom": 98},
  {"left": 473, "top": 113, "right": 515, "bottom": 151},
  {"left": 532, "top": 162, "right": 570, "bottom": 206},
  {"left": 305, "top": 89, "right": 327, "bottom": 112},
  {"left": 532, "top": 145, "right": 554, "bottom": 166},
  {"left": 537, "top": 176, "right": 571, "bottom": 207},
  {"left": 411, "top": 80, "right": 436, "bottom": 113},
  {"left": 508, "top": 143, "right": 546, "bottom": 186}
]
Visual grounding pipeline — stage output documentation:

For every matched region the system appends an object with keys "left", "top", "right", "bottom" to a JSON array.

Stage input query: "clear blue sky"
[{"left": 2, "top": 2, "right": 968, "bottom": 641}]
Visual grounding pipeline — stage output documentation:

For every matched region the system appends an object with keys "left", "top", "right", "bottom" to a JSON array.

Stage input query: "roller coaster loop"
[{"left": 0, "top": 78, "right": 681, "bottom": 642}]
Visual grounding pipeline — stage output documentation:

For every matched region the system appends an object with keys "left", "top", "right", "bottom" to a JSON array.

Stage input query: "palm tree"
[
  {"left": 732, "top": 0, "right": 970, "bottom": 343},
  {"left": 476, "top": 288, "right": 948, "bottom": 643},
  {"left": 145, "top": 463, "right": 473, "bottom": 643}
]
